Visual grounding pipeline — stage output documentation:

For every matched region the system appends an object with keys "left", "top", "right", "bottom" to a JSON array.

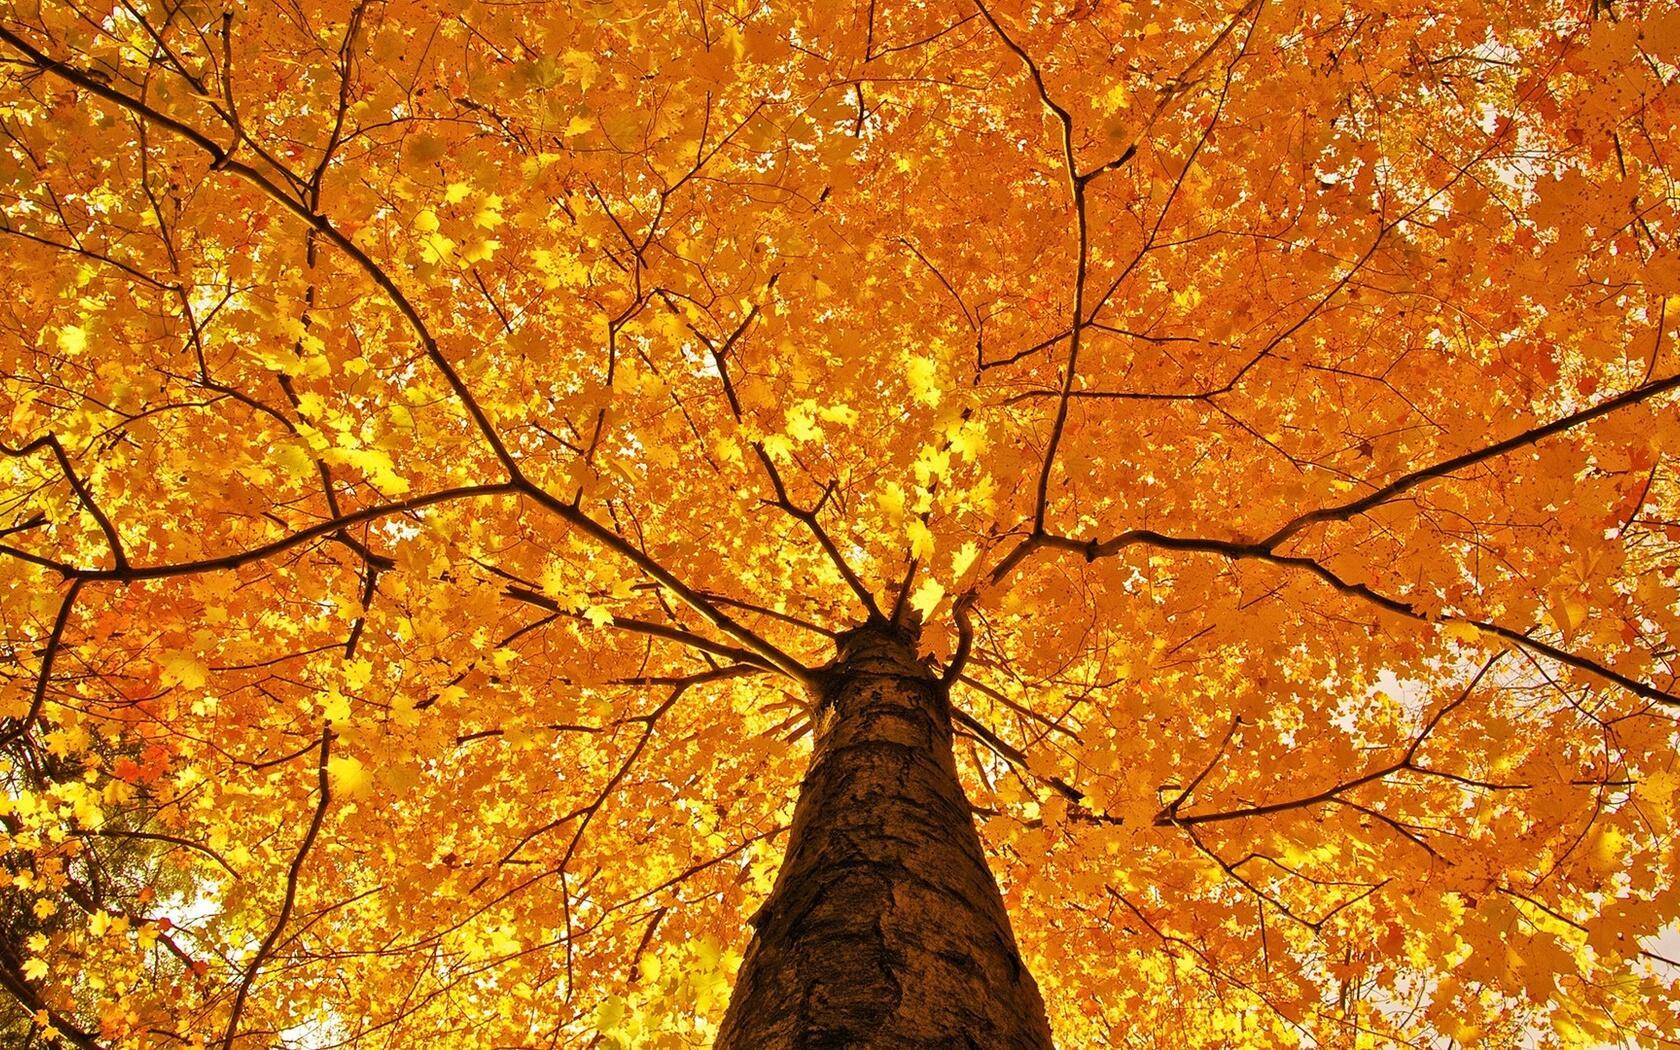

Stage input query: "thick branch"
[
  {"left": 44, "top": 484, "right": 516, "bottom": 582},
  {"left": 0, "top": 27, "right": 818, "bottom": 691},
  {"left": 1260, "top": 370, "right": 1680, "bottom": 548},
  {"left": 1164, "top": 656, "right": 1509, "bottom": 826},
  {"left": 1027, "top": 529, "right": 1677, "bottom": 707},
  {"left": 520, "top": 487, "right": 816, "bottom": 686},
  {"left": 951, "top": 705, "right": 1083, "bottom": 802},
  {"left": 502, "top": 585, "right": 778, "bottom": 671},
  {"left": 691, "top": 299, "right": 884, "bottom": 623},
  {"left": 0, "top": 25, "right": 521, "bottom": 477}
]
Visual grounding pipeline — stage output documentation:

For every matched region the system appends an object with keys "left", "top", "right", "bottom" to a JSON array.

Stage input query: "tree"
[{"left": 0, "top": 0, "right": 1677, "bottom": 1044}]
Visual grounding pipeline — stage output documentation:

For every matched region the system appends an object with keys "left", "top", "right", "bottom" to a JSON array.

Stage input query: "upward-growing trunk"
[{"left": 716, "top": 625, "right": 1054, "bottom": 1049}]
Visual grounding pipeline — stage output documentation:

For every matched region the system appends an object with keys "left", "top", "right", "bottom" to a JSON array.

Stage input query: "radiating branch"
[
  {"left": 0, "top": 26, "right": 522, "bottom": 479},
  {"left": 1, "top": 434, "right": 128, "bottom": 569},
  {"left": 0, "top": 577, "right": 84, "bottom": 751},
  {"left": 1260, "top": 369, "right": 1680, "bottom": 548},
  {"left": 221, "top": 725, "right": 334, "bottom": 1050},
  {"left": 1165, "top": 655, "right": 1522, "bottom": 827},
  {"left": 502, "top": 585, "right": 779, "bottom": 671}
]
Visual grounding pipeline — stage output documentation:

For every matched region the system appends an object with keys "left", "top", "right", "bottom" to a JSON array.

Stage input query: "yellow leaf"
[
  {"left": 273, "top": 441, "right": 315, "bottom": 481},
  {"left": 1441, "top": 620, "right": 1482, "bottom": 644},
  {"left": 950, "top": 541, "right": 979, "bottom": 580},
  {"left": 909, "top": 578, "right": 945, "bottom": 619},
  {"left": 907, "top": 520, "right": 934, "bottom": 561},
  {"left": 391, "top": 693, "right": 422, "bottom": 728},
  {"left": 320, "top": 689, "right": 352, "bottom": 724},
  {"left": 419, "top": 231, "right": 457, "bottom": 266},
  {"left": 878, "top": 482, "right": 907, "bottom": 522},
  {"left": 56, "top": 325, "right": 88, "bottom": 355},
  {"left": 474, "top": 196, "right": 505, "bottom": 229},
  {"left": 1548, "top": 595, "right": 1589, "bottom": 642},
  {"left": 328, "top": 755, "right": 369, "bottom": 797},
  {"left": 343, "top": 658, "right": 374, "bottom": 690},
  {"left": 905, "top": 353, "right": 941, "bottom": 407},
  {"left": 462, "top": 238, "right": 501, "bottom": 263},
  {"left": 160, "top": 654, "right": 208, "bottom": 690}
]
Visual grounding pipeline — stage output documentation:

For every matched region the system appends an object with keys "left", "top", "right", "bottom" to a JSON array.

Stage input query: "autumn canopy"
[{"left": 0, "top": 0, "right": 1678, "bottom": 1045}]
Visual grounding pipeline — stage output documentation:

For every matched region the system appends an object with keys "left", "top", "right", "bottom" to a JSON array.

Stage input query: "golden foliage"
[{"left": 0, "top": 0, "right": 1678, "bottom": 1045}]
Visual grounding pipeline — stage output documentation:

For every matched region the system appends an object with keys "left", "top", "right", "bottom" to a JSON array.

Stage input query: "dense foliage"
[{"left": 1, "top": 0, "right": 1679, "bottom": 1045}]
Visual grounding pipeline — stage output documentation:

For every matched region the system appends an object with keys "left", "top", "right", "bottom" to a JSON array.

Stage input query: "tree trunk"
[{"left": 716, "top": 624, "right": 1054, "bottom": 1049}]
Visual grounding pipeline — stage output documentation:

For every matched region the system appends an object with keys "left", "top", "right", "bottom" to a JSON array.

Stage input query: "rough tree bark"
[{"left": 716, "top": 623, "right": 1054, "bottom": 1049}]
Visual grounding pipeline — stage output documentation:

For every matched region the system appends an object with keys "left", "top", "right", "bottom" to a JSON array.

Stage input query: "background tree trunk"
[{"left": 716, "top": 624, "right": 1054, "bottom": 1049}]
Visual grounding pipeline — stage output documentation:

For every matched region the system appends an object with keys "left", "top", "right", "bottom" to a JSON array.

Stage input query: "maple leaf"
[{"left": 0, "top": 1, "right": 1678, "bottom": 1047}]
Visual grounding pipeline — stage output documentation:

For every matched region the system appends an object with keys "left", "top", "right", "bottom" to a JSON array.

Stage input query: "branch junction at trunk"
[{"left": 717, "top": 623, "right": 1055, "bottom": 1048}]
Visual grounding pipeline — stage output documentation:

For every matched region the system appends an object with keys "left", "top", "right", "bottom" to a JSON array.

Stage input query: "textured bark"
[{"left": 716, "top": 624, "right": 1054, "bottom": 1049}]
